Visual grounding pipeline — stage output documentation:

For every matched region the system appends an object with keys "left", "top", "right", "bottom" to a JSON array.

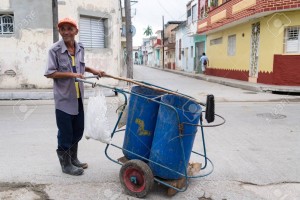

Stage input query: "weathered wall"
[
  {"left": 0, "top": 0, "right": 53, "bottom": 89},
  {"left": 1, "top": 0, "right": 10, "bottom": 9},
  {"left": 175, "top": 25, "right": 197, "bottom": 72},
  {"left": 175, "top": 27, "right": 185, "bottom": 70},
  {"left": 0, "top": 0, "right": 121, "bottom": 89},
  {"left": 58, "top": 0, "right": 121, "bottom": 86}
]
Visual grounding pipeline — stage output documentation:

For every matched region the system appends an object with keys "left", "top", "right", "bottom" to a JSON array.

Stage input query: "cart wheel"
[{"left": 119, "top": 159, "right": 154, "bottom": 198}]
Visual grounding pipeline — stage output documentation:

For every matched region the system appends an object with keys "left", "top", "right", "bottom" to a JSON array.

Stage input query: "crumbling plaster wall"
[{"left": 0, "top": 0, "right": 121, "bottom": 89}]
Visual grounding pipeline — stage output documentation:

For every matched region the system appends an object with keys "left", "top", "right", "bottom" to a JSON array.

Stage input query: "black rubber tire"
[{"left": 119, "top": 159, "right": 154, "bottom": 198}]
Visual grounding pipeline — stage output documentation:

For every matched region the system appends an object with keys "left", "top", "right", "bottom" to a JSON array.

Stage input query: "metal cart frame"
[{"left": 78, "top": 76, "right": 225, "bottom": 197}]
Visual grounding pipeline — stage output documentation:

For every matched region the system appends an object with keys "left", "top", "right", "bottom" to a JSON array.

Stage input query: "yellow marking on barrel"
[{"left": 135, "top": 118, "right": 151, "bottom": 136}]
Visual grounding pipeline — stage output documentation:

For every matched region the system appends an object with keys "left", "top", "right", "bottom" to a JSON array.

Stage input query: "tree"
[
  {"left": 210, "top": 0, "right": 218, "bottom": 7},
  {"left": 143, "top": 25, "right": 153, "bottom": 37}
]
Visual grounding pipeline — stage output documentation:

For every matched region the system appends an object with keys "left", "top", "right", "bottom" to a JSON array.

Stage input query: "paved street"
[{"left": 0, "top": 65, "right": 300, "bottom": 200}]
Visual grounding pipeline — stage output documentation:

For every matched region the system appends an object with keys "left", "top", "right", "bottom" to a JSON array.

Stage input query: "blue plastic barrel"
[
  {"left": 123, "top": 86, "right": 164, "bottom": 161},
  {"left": 149, "top": 95, "right": 201, "bottom": 179}
]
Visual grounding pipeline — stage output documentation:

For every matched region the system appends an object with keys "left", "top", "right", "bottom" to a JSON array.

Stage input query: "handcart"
[{"left": 77, "top": 75, "right": 225, "bottom": 198}]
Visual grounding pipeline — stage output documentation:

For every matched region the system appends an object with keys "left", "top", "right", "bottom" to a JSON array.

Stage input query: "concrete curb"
[
  {"left": 0, "top": 88, "right": 117, "bottom": 100},
  {"left": 1, "top": 66, "right": 299, "bottom": 100},
  {"left": 147, "top": 66, "right": 300, "bottom": 93}
]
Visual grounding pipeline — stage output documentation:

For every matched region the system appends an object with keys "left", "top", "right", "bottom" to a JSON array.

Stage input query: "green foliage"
[
  {"left": 143, "top": 25, "right": 153, "bottom": 37},
  {"left": 210, "top": 0, "right": 217, "bottom": 7}
]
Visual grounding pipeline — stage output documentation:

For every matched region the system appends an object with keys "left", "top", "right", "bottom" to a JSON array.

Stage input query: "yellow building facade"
[
  {"left": 207, "top": 10, "right": 300, "bottom": 73},
  {"left": 198, "top": 0, "right": 300, "bottom": 86}
]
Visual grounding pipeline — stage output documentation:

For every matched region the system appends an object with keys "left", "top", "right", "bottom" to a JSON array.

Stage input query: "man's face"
[{"left": 58, "top": 24, "right": 78, "bottom": 43}]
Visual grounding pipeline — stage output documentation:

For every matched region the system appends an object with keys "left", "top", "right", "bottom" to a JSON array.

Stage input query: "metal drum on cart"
[
  {"left": 149, "top": 94, "right": 201, "bottom": 179},
  {"left": 122, "top": 86, "right": 164, "bottom": 160}
]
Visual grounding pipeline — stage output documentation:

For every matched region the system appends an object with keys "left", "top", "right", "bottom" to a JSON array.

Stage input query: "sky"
[{"left": 131, "top": 0, "right": 188, "bottom": 46}]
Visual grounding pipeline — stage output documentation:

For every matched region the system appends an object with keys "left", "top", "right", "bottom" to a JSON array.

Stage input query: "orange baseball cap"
[{"left": 57, "top": 17, "right": 78, "bottom": 29}]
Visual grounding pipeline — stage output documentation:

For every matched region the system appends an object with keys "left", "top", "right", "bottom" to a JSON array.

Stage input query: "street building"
[
  {"left": 197, "top": 0, "right": 300, "bottom": 85},
  {"left": 139, "top": 30, "right": 163, "bottom": 68},
  {"left": 174, "top": 0, "right": 206, "bottom": 73},
  {"left": 0, "top": 0, "right": 123, "bottom": 89},
  {"left": 174, "top": 21, "right": 192, "bottom": 71},
  {"left": 163, "top": 21, "right": 183, "bottom": 69},
  {"left": 153, "top": 30, "right": 163, "bottom": 67},
  {"left": 147, "top": 36, "right": 158, "bottom": 67},
  {"left": 132, "top": 46, "right": 142, "bottom": 65},
  {"left": 141, "top": 38, "right": 150, "bottom": 65}
]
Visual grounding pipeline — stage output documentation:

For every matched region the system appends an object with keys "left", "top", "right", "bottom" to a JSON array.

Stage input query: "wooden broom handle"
[{"left": 104, "top": 74, "right": 205, "bottom": 106}]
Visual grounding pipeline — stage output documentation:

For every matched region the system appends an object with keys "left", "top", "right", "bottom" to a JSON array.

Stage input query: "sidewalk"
[
  {"left": 0, "top": 88, "right": 117, "bottom": 100},
  {"left": 0, "top": 67, "right": 299, "bottom": 100},
  {"left": 147, "top": 65, "right": 300, "bottom": 94}
]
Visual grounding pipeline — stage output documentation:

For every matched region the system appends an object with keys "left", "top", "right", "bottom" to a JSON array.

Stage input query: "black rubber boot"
[
  {"left": 56, "top": 149, "right": 84, "bottom": 176},
  {"left": 70, "top": 144, "right": 88, "bottom": 169}
]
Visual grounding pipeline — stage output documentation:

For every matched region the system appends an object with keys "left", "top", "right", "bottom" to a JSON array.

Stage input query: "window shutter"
[
  {"left": 79, "top": 17, "right": 92, "bottom": 48},
  {"left": 91, "top": 18, "right": 105, "bottom": 48},
  {"left": 228, "top": 35, "right": 236, "bottom": 56},
  {"left": 285, "top": 26, "right": 300, "bottom": 53},
  {"left": 286, "top": 40, "right": 299, "bottom": 52},
  {"left": 286, "top": 27, "right": 300, "bottom": 53},
  {"left": 79, "top": 17, "right": 105, "bottom": 48}
]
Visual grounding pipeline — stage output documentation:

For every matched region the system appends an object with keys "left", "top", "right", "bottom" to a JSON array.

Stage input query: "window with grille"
[
  {"left": 228, "top": 35, "right": 236, "bottom": 56},
  {"left": 0, "top": 14, "right": 14, "bottom": 34},
  {"left": 210, "top": 37, "right": 222, "bottom": 45},
  {"left": 79, "top": 16, "right": 105, "bottom": 48},
  {"left": 285, "top": 26, "right": 300, "bottom": 53}
]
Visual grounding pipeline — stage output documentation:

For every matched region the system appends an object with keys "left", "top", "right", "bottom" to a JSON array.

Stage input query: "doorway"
[
  {"left": 185, "top": 48, "right": 189, "bottom": 70},
  {"left": 195, "top": 41, "right": 205, "bottom": 73}
]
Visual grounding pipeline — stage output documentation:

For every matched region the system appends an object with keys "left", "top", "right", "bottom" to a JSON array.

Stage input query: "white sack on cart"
[{"left": 85, "top": 92, "right": 111, "bottom": 144}]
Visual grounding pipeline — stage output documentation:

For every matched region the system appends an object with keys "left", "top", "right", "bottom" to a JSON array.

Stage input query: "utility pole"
[
  {"left": 52, "top": 0, "right": 59, "bottom": 43},
  {"left": 162, "top": 16, "right": 164, "bottom": 69},
  {"left": 125, "top": 0, "right": 133, "bottom": 79}
]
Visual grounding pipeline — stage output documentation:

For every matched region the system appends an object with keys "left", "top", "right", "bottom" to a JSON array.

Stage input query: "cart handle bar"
[
  {"left": 183, "top": 112, "right": 226, "bottom": 128},
  {"left": 102, "top": 74, "right": 206, "bottom": 107}
]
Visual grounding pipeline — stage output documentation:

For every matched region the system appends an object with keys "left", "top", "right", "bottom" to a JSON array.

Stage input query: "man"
[
  {"left": 200, "top": 53, "right": 209, "bottom": 74},
  {"left": 44, "top": 17, "right": 106, "bottom": 176}
]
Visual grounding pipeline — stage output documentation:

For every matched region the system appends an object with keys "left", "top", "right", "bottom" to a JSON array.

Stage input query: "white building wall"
[
  {"left": 155, "top": 49, "right": 161, "bottom": 67},
  {"left": 0, "top": 0, "right": 121, "bottom": 89},
  {"left": 185, "top": 35, "right": 195, "bottom": 72},
  {"left": 175, "top": 25, "right": 195, "bottom": 72},
  {"left": 148, "top": 52, "right": 154, "bottom": 67},
  {"left": 1, "top": 0, "right": 10, "bottom": 8},
  {"left": 175, "top": 29, "right": 183, "bottom": 70},
  {"left": 0, "top": 0, "right": 53, "bottom": 89},
  {"left": 2, "top": 30, "right": 54, "bottom": 88},
  {"left": 181, "top": 0, "right": 198, "bottom": 73},
  {"left": 58, "top": 0, "right": 121, "bottom": 86},
  {"left": 175, "top": 27, "right": 195, "bottom": 72}
]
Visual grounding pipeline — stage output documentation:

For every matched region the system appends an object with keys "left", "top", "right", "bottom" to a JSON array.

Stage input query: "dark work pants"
[{"left": 56, "top": 98, "right": 84, "bottom": 151}]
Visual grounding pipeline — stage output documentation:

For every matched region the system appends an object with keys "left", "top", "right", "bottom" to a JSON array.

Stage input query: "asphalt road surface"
[{"left": 0, "top": 65, "right": 299, "bottom": 200}]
